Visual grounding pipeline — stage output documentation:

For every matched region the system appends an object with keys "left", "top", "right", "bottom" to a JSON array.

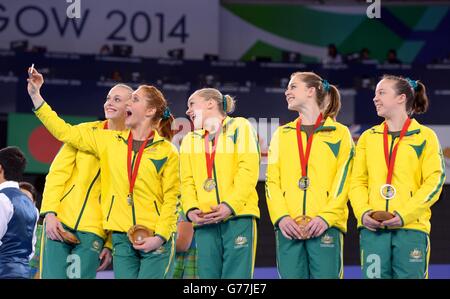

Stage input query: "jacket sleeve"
[
  {"left": 318, "top": 127, "right": 355, "bottom": 228},
  {"left": 180, "top": 134, "right": 200, "bottom": 219},
  {"left": 34, "top": 102, "right": 103, "bottom": 156},
  {"left": 154, "top": 146, "right": 180, "bottom": 242},
  {"left": 349, "top": 131, "right": 373, "bottom": 223},
  {"left": 40, "top": 144, "right": 77, "bottom": 216},
  {"left": 222, "top": 119, "right": 260, "bottom": 215},
  {"left": 395, "top": 130, "right": 446, "bottom": 225},
  {"left": 265, "top": 128, "right": 290, "bottom": 227}
]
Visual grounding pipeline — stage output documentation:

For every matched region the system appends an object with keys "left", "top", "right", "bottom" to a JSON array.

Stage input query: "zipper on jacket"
[
  {"left": 154, "top": 201, "right": 160, "bottom": 216},
  {"left": 59, "top": 184, "right": 75, "bottom": 202},
  {"left": 74, "top": 170, "right": 100, "bottom": 231},
  {"left": 302, "top": 191, "right": 307, "bottom": 215},
  {"left": 210, "top": 138, "right": 221, "bottom": 205},
  {"left": 386, "top": 135, "right": 397, "bottom": 212},
  {"left": 213, "top": 163, "right": 221, "bottom": 205},
  {"left": 106, "top": 195, "right": 115, "bottom": 222},
  {"left": 302, "top": 163, "right": 309, "bottom": 215}
]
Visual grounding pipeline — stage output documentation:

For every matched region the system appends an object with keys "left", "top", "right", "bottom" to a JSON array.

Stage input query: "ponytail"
[
  {"left": 158, "top": 112, "right": 175, "bottom": 141},
  {"left": 195, "top": 88, "right": 236, "bottom": 115},
  {"left": 411, "top": 81, "right": 428, "bottom": 114},
  {"left": 223, "top": 94, "right": 236, "bottom": 114},
  {"left": 323, "top": 84, "right": 341, "bottom": 120},
  {"left": 382, "top": 75, "right": 429, "bottom": 115}
]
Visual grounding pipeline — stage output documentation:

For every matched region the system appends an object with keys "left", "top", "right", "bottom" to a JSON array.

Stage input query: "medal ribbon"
[
  {"left": 127, "top": 130, "right": 154, "bottom": 199},
  {"left": 296, "top": 113, "right": 323, "bottom": 177},
  {"left": 204, "top": 121, "right": 223, "bottom": 180},
  {"left": 383, "top": 118, "right": 411, "bottom": 184}
]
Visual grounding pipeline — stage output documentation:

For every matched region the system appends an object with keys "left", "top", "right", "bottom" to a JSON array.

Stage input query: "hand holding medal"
[
  {"left": 132, "top": 233, "right": 164, "bottom": 253},
  {"left": 57, "top": 226, "right": 80, "bottom": 245},
  {"left": 127, "top": 224, "right": 154, "bottom": 244},
  {"left": 201, "top": 204, "right": 232, "bottom": 224},
  {"left": 293, "top": 215, "right": 312, "bottom": 239},
  {"left": 187, "top": 209, "right": 214, "bottom": 225}
]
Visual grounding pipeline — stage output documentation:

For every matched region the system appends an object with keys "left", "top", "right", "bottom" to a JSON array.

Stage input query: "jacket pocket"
[
  {"left": 60, "top": 185, "right": 75, "bottom": 202},
  {"left": 106, "top": 195, "right": 115, "bottom": 221},
  {"left": 154, "top": 200, "right": 160, "bottom": 216}
]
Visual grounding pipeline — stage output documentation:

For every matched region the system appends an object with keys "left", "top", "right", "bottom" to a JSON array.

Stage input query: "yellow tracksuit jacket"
[
  {"left": 266, "top": 117, "right": 354, "bottom": 233},
  {"left": 349, "top": 119, "right": 446, "bottom": 234},
  {"left": 41, "top": 120, "right": 108, "bottom": 240},
  {"left": 180, "top": 116, "right": 260, "bottom": 219},
  {"left": 35, "top": 102, "right": 179, "bottom": 242}
]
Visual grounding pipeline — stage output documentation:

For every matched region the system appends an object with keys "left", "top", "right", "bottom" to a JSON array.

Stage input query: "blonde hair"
[
  {"left": 113, "top": 83, "right": 133, "bottom": 93},
  {"left": 195, "top": 88, "right": 236, "bottom": 115}
]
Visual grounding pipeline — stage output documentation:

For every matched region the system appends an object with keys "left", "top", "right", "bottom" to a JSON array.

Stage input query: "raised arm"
[{"left": 27, "top": 67, "right": 104, "bottom": 156}]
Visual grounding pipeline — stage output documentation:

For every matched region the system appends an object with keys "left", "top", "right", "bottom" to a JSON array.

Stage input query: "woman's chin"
[
  {"left": 287, "top": 104, "right": 297, "bottom": 111},
  {"left": 376, "top": 110, "right": 386, "bottom": 118}
]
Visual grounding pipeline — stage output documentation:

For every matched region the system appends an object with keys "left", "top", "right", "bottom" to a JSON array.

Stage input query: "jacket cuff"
[
  {"left": 185, "top": 207, "right": 199, "bottom": 222},
  {"left": 393, "top": 210, "right": 405, "bottom": 227},
  {"left": 32, "top": 101, "right": 46, "bottom": 112},
  {"left": 40, "top": 211, "right": 57, "bottom": 217},
  {"left": 155, "top": 234, "right": 167, "bottom": 245}
]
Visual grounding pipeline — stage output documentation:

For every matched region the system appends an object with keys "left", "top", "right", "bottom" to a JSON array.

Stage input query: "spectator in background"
[
  {"left": 359, "top": 48, "right": 377, "bottom": 64},
  {"left": 0, "top": 147, "right": 39, "bottom": 279},
  {"left": 385, "top": 49, "right": 402, "bottom": 64},
  {"left": 111, "top": 70, "right": 123, "bottom": 82},
  {"left": 441, "top": 52, "right": 450, "bottom": 64},
  {"left": 322, "top": 44, "right": 343, "bottom": 65},
  {"left": 99, "top": 45, "right": 111, "bottom": 56},
  {"left": 19, "top": 181, "right": 42, "bottom": 279},
  {"left": 19, "top": 182, "right": 37, "bottom": 205}
]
